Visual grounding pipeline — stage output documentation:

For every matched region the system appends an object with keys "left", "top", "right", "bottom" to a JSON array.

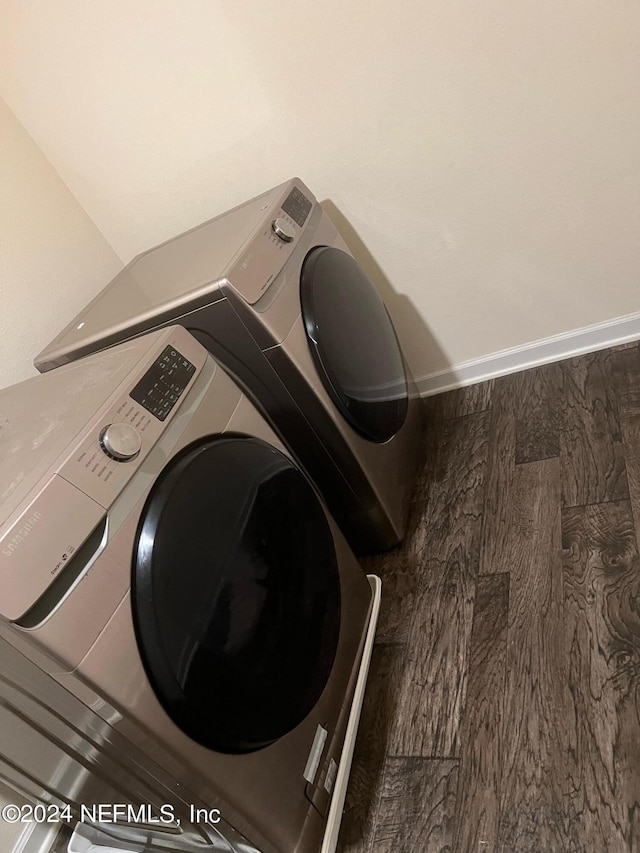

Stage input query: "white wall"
[
  {"left": 1, "top": 0, "right": 640, "bottom": 384},
  {"left": 0, "top": 98, "right": 122, "bottom": 390}
]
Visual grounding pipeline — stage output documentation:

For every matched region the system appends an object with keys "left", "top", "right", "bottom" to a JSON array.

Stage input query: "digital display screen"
[
  {"left": 130, "top": 346, "right": 196, "bottom": 421},
  {"left": 281, "top": 188, "right": 312, "bottom": 227}
]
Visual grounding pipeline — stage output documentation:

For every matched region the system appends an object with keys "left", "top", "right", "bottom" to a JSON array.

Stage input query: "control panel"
[
  {"left": 58, "top": 342, "right": 202, "bottom": 505},
  {"left": 281, "top": 186, "right": 313, "bottom": 227},
  {"left": 227, "top": 185, "right": 315, "bottom": 304},
  {"left": 130, "top": 345, "right": 196, "bottom": 421},
  {"left": 270, "top": 187, "right": 312, "bottom": 244}
]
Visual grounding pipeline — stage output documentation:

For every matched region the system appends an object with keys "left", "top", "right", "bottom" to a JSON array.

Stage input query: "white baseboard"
[{"left": 415, "top": 310, "right": 640, "bottom": 397}]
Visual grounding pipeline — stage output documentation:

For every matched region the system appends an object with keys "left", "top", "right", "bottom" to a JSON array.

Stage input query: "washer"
[
  {"left": 1, "top": 326, "right": 380, "bottom": 853},
  {"left": 35, "top": 178, "right": 423, "bottom": 556}
]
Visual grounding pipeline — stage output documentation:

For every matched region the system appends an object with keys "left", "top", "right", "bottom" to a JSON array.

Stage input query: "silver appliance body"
[
  {"left": 1, "top": 327, "right": 375, "bottom": 853},
  {"left": 0, "top": 637, "right": 228, "bottom": 853},
  {"left": 35, "top": 179, "right": 423, "bottom": 555}
]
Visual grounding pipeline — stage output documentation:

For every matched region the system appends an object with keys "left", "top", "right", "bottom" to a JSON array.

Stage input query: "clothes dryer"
[
  {"left": 35, "top": 179, "right": 423, "bottom": 555},
  {"left": 2, "top": 327, "right": 380, "bottom": 853}
]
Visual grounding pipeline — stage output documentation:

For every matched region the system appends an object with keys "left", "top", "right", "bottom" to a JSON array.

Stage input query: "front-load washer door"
[
  {"left": 132, "top": 436, "right": 341, "bottom": 754},
  {"left": 300, "top": 246, "right": 408, "bottom": 443}
]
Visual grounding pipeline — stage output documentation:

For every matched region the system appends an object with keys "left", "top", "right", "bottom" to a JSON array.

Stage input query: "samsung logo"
[{"left": 2, "top": 512, "right": 42, "bottom": 558}]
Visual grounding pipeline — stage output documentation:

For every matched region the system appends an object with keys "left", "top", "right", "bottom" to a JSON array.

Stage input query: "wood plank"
[
  {"left": 621, "top": 414, "right": 640, "bottom": 554},
  {"left": 337, "top": 644, "right": 406, "bottom": 853},
  {"left": 611, "top": 341, "right": 639, "bottom": 352},
  {"left": 562, "top": 500, "right": 640, "bottom": 851},
  {"left": 479, "top": 377, "right": 517, "bottom": 575},
  {"left": 612, "top": 344, "right": 640, "bottom": 418},
  {"left": 497, "top": 458, "right": 579, "bottom": 851},
  {"left": 422, "top": 392, "right": 448, "bottom": 429},
  {"left": 454, "top": 572, "right": 509, "bottom": 853},
  {"left": 481, "top": 364, "right": 561, "bottom": 571},
  {"left": 411, "top": 398, "right": 448, "bottom": 508},
  {"left": 388, "top": 411, "right": 490, "bottom": 757},
  {"left": 428, "top": 379, "right": 494, "bottom": 422},
  {"left": 359, "top": 549, "right": 415, "bottom": 645},
  {"left": 369, "top": 757, "right": 459, "bottom": 853},
  {"left": 615, "top": 344, "right": 640, "bottom": 572},
  {"left": 559, "top": 351, "right": 628, "bottom": 507},
  {"left": 512, "top": 362, "right": 562, "bottom": 464}
]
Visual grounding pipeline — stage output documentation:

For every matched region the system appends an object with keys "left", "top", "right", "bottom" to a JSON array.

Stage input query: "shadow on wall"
[{"left": 320, "top": 200, "right": 450, "bottom": 394}]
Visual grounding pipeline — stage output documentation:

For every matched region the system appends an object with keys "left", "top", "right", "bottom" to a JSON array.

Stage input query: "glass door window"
[
  {"left": 132, "top": 436, "right": 341, "bottom": 754},
  {"left": 300, "top": 247, "right": 408, "bottom": 443}
]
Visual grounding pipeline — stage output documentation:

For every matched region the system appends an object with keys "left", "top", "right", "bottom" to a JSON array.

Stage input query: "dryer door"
[
  {"left": 132, "top": 436, "right": 341, "bottom": 754},
  {"left": 300, "top": 246, "right": 408, "bottom": 443}
]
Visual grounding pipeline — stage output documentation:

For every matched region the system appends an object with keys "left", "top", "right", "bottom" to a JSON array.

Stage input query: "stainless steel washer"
[{"left": 2, "top": 327, "right": 379, "bottom": 853}]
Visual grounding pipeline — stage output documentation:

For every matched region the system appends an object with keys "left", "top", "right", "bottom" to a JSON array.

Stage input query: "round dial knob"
[
  {"left": 99, "top": 423, "right": 142, "bottom": 461},
  {"left": 271, "top": 217, "right": 295, "bottom": 243}
]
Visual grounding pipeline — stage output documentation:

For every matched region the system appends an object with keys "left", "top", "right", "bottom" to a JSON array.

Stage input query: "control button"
[
  {"left": 271, "top": 217, "right": 295, "bottom": 243},
  {"left": 99, "top": 423, "right": 142, "bottom": 462}
]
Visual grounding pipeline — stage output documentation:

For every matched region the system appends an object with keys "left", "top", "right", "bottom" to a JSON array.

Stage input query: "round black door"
[
  {"left": 132, "top": 435, "right": 341, "bottom": 754},
  {"left": 300, "top": 246, "right": 409, "bottom": 443}
]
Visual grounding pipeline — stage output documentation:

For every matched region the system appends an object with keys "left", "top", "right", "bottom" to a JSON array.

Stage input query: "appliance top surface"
[
  {"left": 36, "top": 179, "right": 311, "bottom": 369},
  {"left": 0, "top": 329, "right": 175, "bottom": 529}
]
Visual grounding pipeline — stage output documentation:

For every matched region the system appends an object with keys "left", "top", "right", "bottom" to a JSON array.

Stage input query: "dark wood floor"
[{"left": 337, "top": 343, "right": 640, "bottom": 853}]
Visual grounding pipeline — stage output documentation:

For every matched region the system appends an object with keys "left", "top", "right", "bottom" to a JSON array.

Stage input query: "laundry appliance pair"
[
  {"left": 0, "top": 326, "right": 380, "bottom": 853},
  {"left": 35, "top": 177, "right": 424, "bottom": 556},
  {"left": 1, "top": 178, "right": 423, "bottom": 852}
]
